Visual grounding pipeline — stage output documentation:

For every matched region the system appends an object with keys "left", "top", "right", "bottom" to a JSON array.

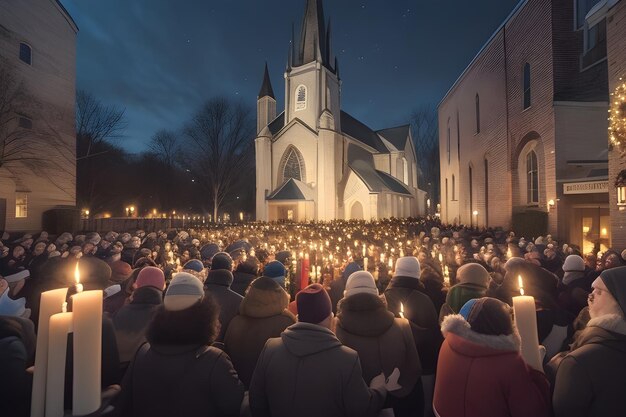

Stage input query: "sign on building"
[{"left": 563, "top": 181, "right": 609, "bottom": 195}]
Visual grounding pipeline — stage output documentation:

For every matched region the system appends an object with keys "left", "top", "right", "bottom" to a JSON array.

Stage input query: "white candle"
[
  {"left": 512, "top": 275, "right": 542, "bottom": 370},
  {"left": 399, "top": 302, "right": 405, "bottom": 319},
  {"left": 31, "top": 288, "right": 68, "bottom": 417},
  {"left": 72, "top": 264, "right": 103, "bottom": 416},
  {"left": 363, "top": 257, "right": 368, "bottom": 271},
  {"left": 45, "top": 303, "right": 72, "bottom": 417}
]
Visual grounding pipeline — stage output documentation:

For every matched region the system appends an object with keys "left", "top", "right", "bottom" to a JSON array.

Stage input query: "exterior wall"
[
  {"left": 257, "top": 96, "right": 276, "bottom": 134},
  {"left": 607, "top": 0, "right": 626, "bottom": 249},
  {"left": 342, "top": 170, "right": 372, "bottom": 220},
  {"left": 255, "top": 136, "right": 272, "bottom": 221},
  {"left": 271, "top": 122, "right": 318, "bottom": 191},
  {"left": 0, "top": 0, "right": 77, "bottom": 231}
]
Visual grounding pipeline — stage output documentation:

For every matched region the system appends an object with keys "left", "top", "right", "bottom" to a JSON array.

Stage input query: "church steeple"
[
  {"left": 258, "top": 62, "right": 275, "bottom": 99},
  {"left": 296, "top": 0, "right": 331, "bottom": 70}
]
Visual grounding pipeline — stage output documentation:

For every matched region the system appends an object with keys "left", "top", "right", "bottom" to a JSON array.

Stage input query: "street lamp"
[{"left": 130, "top": 206, "right": 135, "bottom": 217}]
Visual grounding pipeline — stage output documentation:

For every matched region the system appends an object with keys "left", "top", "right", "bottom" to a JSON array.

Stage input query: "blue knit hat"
[
  {"left": 183, "top": 259, "right": 204, "bottom": 273},
  {"left": 341, "top": 262, "right": 362, "bottom": 281},
  {"left": 263, "top": 260, "right": 286, "bottom": 288}
]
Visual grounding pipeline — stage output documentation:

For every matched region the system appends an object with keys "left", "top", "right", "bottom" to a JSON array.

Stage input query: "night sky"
[{"left": 61, "top": 0, "right": 520, "bottom": 153}]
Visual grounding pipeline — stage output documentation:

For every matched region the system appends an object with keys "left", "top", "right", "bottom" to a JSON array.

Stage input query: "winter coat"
[
  {"left": 549, "top": 314, "right": 626, "bottom": 417},
  {"left": 433, "top": 314, "right": 551, "bottom": 417},
  {"left": 420, "top": 278, "right": 447, "bottom": 313},
  {"left": 231, "top": 270, "right": 257, "bottom": 296},
  {"left": 384, "top": 276, "right": 442, "bottom": 375},
  {"left": 557, "top": 271, "right": 592, "bottom": 317},
  {"left": 223, "top": 282, "right": 295, "bottom": 388},
  {"left": 114, "top": 344, "right": 243, "bottom": 417},
  {"left": 0, "top": 316, "right": 35, "bottom": 417},
  {"left": 112, "top": 286, "right": 163, "bottom": 365},
  {"left": 249, "top": 322, "right": 386, "bottom": 417},
  {"left": 204, "top": 269, "right": 243, "bottom": 341},
  {"left": 335, "top": 293, "right": 421, "bottom": 398},
  {"left": 328, "top": 277, "right": 347, "bottom": 314}
]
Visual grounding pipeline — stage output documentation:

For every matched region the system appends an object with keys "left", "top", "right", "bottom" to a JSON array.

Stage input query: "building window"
[
  {"left": 582, "top": 18, "right": 607, "bottom": 68},
  {"left": 16, "top": 194, "right": 28, "bottom": 218},
  {"left": 402, "top": 157, "right": 409, "bottom": 185},
  {"left": 279, "top": 145, "right": 306, "bottom": 184},
  {"left": 295, "top": 85, "right": 307, "bottom": 111},
  {"left": 452, "top": 175, "right": 456, "bottom": 200},
  {"left": 576, "top": 0, "right": 602, "bottom": 29},
  {"left": 523, "top": 63, "right": 531, "bottom": 110},
  {"left": 18, "top": 116, "right": 32, "bottom": 129},
  {"left": 19, "top": 43, "right": 32, "bottom": 65},
  {"left": 475, "top": 94, "right": 480, "bottom": 134},
  {"left": 446, "top": 118, "right": 451, "bottom": 164},
  {"left": 526, "top": 150, "right": 539, "bottom": 204}
]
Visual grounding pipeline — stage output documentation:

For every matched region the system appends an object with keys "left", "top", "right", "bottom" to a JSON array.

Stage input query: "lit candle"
[
  {"left": 74, "top": 262, "right": 83, "bottom": 294},
  {"left": 72, "top": 266, "right": 103, "bottom": 415},
  {"left": 45, "top": 302, "right": 73, "bottom": 417},
  {"left": 399, "top": 302, "right": 405, "bottom": 319},
  {"left": 363, "top": 257, "right": 368, "bottom": 271},
  {"left": 512, "top": 275, "right": 542, "bottom": 370},
  {"left": 362, "top": 244, "right": 366, "bottom": 257},
  {"left": 444, "top": 265, "right": 450, "bottom": 286},
  {"left": 31, "top": 288, "right": 68, "bottom": 417},
  {"left": 388, "top": 257, "right": 394, "bottom": 271}
]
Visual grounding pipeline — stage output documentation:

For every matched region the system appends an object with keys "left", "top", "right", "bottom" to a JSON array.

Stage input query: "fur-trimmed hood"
[
  {"left": 240, "top": 280, "right": 291, "bottom": 319},
  {"left": 441, "top": 314, "right": 521, "bottom": 353}
]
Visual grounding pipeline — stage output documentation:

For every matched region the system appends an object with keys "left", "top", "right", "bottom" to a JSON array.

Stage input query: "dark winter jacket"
[
  {"left": 0, "top": 316, "right": 35, "bottom": 417},
  {"left": 328, "top": 262, "right": 362, "bottom": 314},
  {"left": 204, "top": 269, "right": 243, "bottom": 341},
  {"left": 434, "top": 314, "right": 551, "bottom": 417},
  {"left": 112, "top": 286, "right": 163, "bottom": 365},
  {"left": 384, "top": 276, "right": 442, "bottom": 375},
  {"left": 224, "top": 278, "right": 295, "bottom": 388},
  {"left": 231, "top": 270, "right": 257, "bottom": 297},
  {"left": 249, "top": 322, "right": 386, "bottom": 417},
  {"left": 550, "top": 314, "right": 626, "bottom": 417},
  {"left": 336, "top": 293, "right": 421, "bottom": 399},
  {"left": 420, "top": 277, "right": 447, "bottom": 313},
  {"left": 557, "top": 271, "right": 592, "bottom": 317}
]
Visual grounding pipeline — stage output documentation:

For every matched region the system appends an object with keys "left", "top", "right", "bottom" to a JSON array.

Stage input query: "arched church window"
[
  {"left": 280, "top": 146, "right": 306, "bottom": 183},
  {"left": 402, "top": 157, "right": 409, "bottom": 185},
  {"left": 295, "top": 85, "right": 307, "bottom": 111},
  {"left": 526, "top": 150, "right": 539, "bottom": 204}
]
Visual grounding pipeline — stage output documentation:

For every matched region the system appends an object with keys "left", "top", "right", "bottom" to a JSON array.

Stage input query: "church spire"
[
  {"left": 297, "top": 0, "right": 329, "bottom": 68},
  {"left": 258, "top": 62, "right": 275, "bottom": 99}
]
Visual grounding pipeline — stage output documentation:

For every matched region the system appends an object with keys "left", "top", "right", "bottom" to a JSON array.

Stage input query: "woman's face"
[
  {"left": 12, "top": 246, "right": 25, "bottom": 259},
  {"left": 33, "top": 242, "right": 46, "bottom": 256}
]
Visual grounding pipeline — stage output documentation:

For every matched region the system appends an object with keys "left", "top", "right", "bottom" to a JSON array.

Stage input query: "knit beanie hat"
[
  {"left": 296, "top": 283, "right": 332, "bottom": 324},
  {"left": 109, "top": 260, "right": 133, "bottom": 284},
  {"left": 135, "top": 266, "right": 166, "bottom": 290},
  {"left": 183, "top": 259, "right": 204, "bottom": 273},
  {"left": 211, "top": 252, "right": 233, "bottom": 271},
  {"left": 503, "top": 257, "right": 526, "bottom": 271},
  {"left": 562, "top": 255, "right": 585, "bottom": 272},
  {"left": 164, "top": 272, "right": 205, "bottom": 311},
  {"left": 341, "top": 262, "right": 362, "bottom": 281},
  {"left": 344, "top": 271, "right": 379, "bottom": 298},
  {"left": 263, "top": 260, "right": 286, "bottom": 288},
  {"left": 393, "top": 256, "right": 420, "bottom": 279},
  {"left": 200, "top": 244, "right": 220, "bottom": 261},
  {"left": 600, "top": 266, "right": 626, "bottom": 317},
  {"left": 456, "top": 263, "right": 491, "bottom": 288},
  {"left": 459, "top": 297, "right": 513, "bottom": 336}
]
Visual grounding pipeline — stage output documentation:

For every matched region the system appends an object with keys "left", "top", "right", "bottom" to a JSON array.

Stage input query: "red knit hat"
[
  {"left": 135, "top": 266, "right": 165, "bottom": 290},
  {"left": 296, "top": 283, "right": 332, "bottom": 324}
]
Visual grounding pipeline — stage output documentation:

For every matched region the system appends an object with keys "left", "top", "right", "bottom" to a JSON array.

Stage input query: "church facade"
[{"left": 255, "top": 0, "right": 425, "bottom": 222}]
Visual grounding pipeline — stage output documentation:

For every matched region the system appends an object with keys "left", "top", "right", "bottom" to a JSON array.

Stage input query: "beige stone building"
[
  {"left": 255, "top": 0, "right": 425, "bottom": 221},
  {"left": 0, "top": 0, "right": 77, "bottom": 232},
  {"left": 439, "top": 0, "right": 612, "bottom": 251}
]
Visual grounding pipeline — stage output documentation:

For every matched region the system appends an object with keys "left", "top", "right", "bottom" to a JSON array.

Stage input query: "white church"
[{"left": 255, "top": 0, "right": 425, "bottom": 222}]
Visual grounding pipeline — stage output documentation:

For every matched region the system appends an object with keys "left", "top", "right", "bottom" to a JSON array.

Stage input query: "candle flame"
[{"left": 518, "top": 275, "right": 524, "bottom": 296}]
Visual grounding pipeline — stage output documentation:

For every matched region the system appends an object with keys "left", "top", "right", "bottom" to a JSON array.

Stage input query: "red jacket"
[{"left": 433, "top": 314, "right": 551, "bottom": 417}]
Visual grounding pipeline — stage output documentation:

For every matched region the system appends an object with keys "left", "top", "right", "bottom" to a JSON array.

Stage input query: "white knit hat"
[
  {"left": 344, "top": 271, "right": 379, "bottom": 298},
  {"left": 164, "top": 272, "right": 205, "bottom": 311},
  {"left": 393, "top": 256, "right": 420, "bottom": 280},
  {"left": 562, "top": 255, "right": 585, "bottom": 272}
]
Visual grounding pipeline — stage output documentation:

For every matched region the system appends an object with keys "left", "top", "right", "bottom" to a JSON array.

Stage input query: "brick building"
[
  {"left": 0, "top": 0, "right": 77, "bottom": 232},
  {"left": 439, "top": 0, "right": 612, "bottom": 252}
]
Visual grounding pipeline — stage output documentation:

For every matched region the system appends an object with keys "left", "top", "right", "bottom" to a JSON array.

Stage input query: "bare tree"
[
  {"left": 149, "top": 129, "right": 181, "bottom": 168},
  {"left": 76, "top": 89, "right": 126, "bottom": 159},
  {"left": 411, "top": 104, "right": 440, "bottom": 212},
  {"left": 182, "top": 97, "right": 255, "bottom": 221}
]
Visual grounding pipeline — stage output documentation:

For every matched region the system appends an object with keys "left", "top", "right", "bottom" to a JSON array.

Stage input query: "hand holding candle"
[{"left": 512, "top": 275, "right": 543, "bottom": 371}]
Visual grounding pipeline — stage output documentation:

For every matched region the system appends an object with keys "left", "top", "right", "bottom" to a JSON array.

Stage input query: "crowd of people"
[{"left": 0, "top": 218, "right": 625, "bottom": 417}]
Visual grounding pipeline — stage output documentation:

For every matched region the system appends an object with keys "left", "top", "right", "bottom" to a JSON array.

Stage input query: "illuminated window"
[
  {"left": 295, "top": 85, "right": 307, "bottom": 111},
  {"left": 287, "top": 209, "right": 294, "bottom": 220},
  {"left": 16, "top": 194, "right": 28, "bottom": 218},
  {"left": 618, "top": 186, "right": 626, "bottom": 205},
  {"left": 19, "top": 43, "right": 32, "bottom": 65},
  {"left": 526, "top": 150, "right": 539, "bottom": 204},
  {"left": 402, "top": 157, "right": 409, "bottom": 185}
]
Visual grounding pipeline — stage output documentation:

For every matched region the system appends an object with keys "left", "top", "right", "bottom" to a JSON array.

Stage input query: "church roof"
[
  {"left": 266, "top": 178, "right": 315, "bottom": 201},
  {"left": 377, "top": 125, "right": 410, "bottom": 151},
  {"left": 258, "top": 63, "right": 275, "bottom": 99},
  {"left": 268, "top": 112, "right": 285, "bottom": 135},
  {"left": 293, "top": 0, "right": 334, "bottom": 71},
  {"left": 349, "top": 159, "right": 412, "bottom": 195},
  {"left": 340, "top": 111, "right": 388, "bottom": 153}
]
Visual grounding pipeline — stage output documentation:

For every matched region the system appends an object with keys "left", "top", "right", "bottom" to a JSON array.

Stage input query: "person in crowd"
[
  {"left": 249, "top": 283, "right": 395, "bottom": 417},
  {"left": 113, "top": 272, "right": 244, "bottom": 417},
  {"left": 416, "top": 260, "right": 447, "bottom": 312},
  {"left": 224, "top": 276, "right": 295, "bottom": 388},
  {"left": 261, "top": 260, "right": 287, "bottom": 289},
  {"left": 439, "top": 263, "right": 490, "bottom": 321},
  {"left": 434, "top": 297, "right": 551, "bottom": 417},
  {"left": 204, "top": 252, "right": 243, "bottom": 342},
  {"left": 104, "top": 260, "right": 134, "bottom": 315},
  {"left": 385, "top": 256, "right": 442, "bottom": 417},
  {"left": 558, "top": 254, "right": 592, "bottom": 317},
  {"left": 231, "top": 255, "right": 259, "bottom": 296},
  {"left": 549, "top": 266, "right": 626, "bottom": 417},
  {"left": 328, "top": 261, "right": 361, "bottom": 314},
  {"left": 336, "top": 271, "right": 421, "bottom": 417},
  {"left": 113, "top": 266, "right": 165, "bottom": 371}
]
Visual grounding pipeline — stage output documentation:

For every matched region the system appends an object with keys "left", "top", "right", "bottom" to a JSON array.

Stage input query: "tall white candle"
[
  {"left": 363, "top": 257, "right": 368, "bottom": 271},
  {"left": 31, "top": 288, "right": 68, "bottom": 417},
  {"left": 45, "top": 303, "right": 72, "bottom": 417},
  {"left": 512, "top": 275, "right": 542, "bottom": 370},
  {"left": 72, "top": 264, "right": 103, "bottom": 416}
]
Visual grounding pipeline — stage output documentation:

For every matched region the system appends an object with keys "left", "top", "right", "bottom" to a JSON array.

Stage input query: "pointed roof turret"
[
  {"left": 258, "top": 62, "right": 275, "bottom": 99},
  {"left": 297, "top": 0, "right": 330, "bottom": 69}
]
